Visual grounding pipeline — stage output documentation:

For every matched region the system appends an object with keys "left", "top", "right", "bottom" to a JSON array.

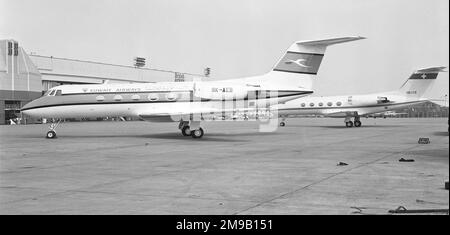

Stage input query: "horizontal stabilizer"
[
  {"left": 295, "top": 36, "right": 366, "bottom": 47},
  {"left": 416, "top": 66, "right": 447, "bottom": 73},
  {"left": 408, "top": 66, "right": 447, "bottom": 80}
]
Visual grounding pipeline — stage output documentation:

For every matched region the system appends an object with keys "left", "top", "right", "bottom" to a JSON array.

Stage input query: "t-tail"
[
  {"left": 253, "top": 36, "right": 366, "bottom": 89},
  {"left": 397, "top": 66, "right": 447, "bottom": 99}
]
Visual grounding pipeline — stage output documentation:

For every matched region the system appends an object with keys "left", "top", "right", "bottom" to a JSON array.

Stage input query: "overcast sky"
[{"left": 1, "top": 0, "right": 448, "bottom": 98}]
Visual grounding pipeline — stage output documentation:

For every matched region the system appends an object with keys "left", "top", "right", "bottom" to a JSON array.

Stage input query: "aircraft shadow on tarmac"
[
  {"left": 28, "top": 131, "right": 281, "bottom": 142},
  {"left": 141, "top": 131, "right": 281, "bottom": 141},
  {"left": 283, "top": 125, "right": 404, "bottom": 129},
  {"left": 404, "top": 148, "right": 449, "bottom": 159},
  {"left": 139, "top": 133, "right": 247, "bottom": 142}
]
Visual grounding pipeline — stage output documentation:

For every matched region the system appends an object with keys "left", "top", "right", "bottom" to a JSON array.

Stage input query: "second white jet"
[{"left": 273, "top": 66, "right": 447, "bottom": 127}]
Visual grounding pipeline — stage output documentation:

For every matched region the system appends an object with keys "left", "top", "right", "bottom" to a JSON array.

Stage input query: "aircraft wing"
[
  {"left": 323, "top": 110, "right": 360, "bottom": 118},
  {"left": 324, "top": 109, "right": 391, "bottom": 117},
  {"left": 325, "top": 109, "right": 409, "bottom": 117},
  {"left": 138, "top": 107, "right": 267, "bottom": 122},
  {"left": 322, "top": 99, "right": 433, "bottom": 117}
]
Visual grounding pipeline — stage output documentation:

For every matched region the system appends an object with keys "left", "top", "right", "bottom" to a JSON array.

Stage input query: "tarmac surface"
[{"left": 0, "top": 118, "right": 448, "bottom": 214}]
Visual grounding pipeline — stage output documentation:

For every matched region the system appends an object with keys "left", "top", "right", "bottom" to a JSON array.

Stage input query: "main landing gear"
[
  {"left": 345, "top": 115, "right": 362, "bottom": 128},
  {"left": 345, "top": 121, "right": 354, "bottom": 127},
  {"left": 46, "top": 119, "right": 62, "bottom": 139},
  {"left": 179, "top": 121, "right": 205, "bottom": 139}
]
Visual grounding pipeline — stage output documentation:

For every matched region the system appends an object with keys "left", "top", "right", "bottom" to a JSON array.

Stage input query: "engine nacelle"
[
  {"left": 377, "top": 96, "right": 390, "bottom": 104},
  {"left": 348, "top": 95, "right": 392, "bottom": 106}
]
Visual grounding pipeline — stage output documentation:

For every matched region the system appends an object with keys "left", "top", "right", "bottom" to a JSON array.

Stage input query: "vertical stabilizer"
[
  {"left": 398, "top": 66, "right": 446, "bottom": 99},
  {"left": 259, "top": 36, "right": 366, "bottom": 89}
]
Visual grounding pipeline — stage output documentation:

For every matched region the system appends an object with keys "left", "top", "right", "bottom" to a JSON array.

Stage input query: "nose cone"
[{"left": 21, "top": 98, "right": 43, "bottom": 117}]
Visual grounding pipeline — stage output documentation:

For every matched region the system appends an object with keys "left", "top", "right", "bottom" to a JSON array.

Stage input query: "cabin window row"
[
  {"left": 300, "top": 101, "right": 343, "bottom": 107},
  {"left": 95, "top": 93, "right": 179, "bottom": 102}
]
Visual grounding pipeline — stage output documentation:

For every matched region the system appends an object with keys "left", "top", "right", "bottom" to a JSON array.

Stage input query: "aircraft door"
[{"left": 348, "top": 96, "right": 353, "bottom": 105}]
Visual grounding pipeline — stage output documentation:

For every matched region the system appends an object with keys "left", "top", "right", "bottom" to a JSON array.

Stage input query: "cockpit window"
[
  {"left": 49, "top": 90, "right": 56, "bottom": 96},
  {"left": 43, "top": 90, "right": 52, "bottom": 96},
  {"left": 55, "top": 90, "right": 62, "bottom": 96}
]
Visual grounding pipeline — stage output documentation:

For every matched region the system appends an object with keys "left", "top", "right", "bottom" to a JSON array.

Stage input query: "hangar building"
[{"left": 0, "top": 39, "right": 205, "bottom": 124}]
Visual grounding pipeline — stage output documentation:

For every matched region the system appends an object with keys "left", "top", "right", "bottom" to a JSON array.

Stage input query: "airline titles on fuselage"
[
  {"left": 87, "top": 88, "right": 142, "bottom": 93},
  {"left": 81, "top": 84, "right": 194, "bottom": 94},
  {"left": 86, "top": 87, "right": 182, "bottom": 93}
]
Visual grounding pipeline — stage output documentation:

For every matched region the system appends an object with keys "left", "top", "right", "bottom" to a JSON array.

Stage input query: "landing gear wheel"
[
  {"left": 354, "top": 120, "right": 362, "bottom": 127},
  {"left": 191, "top": 128, "right": 204, "bottom": 139},
  {"left": 181, "top": 126, "right": 191, "bottom": 136},
  {"left": 346, "top": 121, "right": 354, "bottom": 128},
  {"left": 279, "top": 122, "right": 286, "bottom": 127},
  {"left": 46, "top": 130, "right": 56, "bottom": 139}
]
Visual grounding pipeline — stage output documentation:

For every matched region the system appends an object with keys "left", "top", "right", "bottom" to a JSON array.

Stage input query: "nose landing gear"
[
  {"left": 279, "top": 116, "right": 287, "bottom": 127},
  {"left": 46, "top": 130, "right": 56, "bottom": 139},
  {"left": 46, "top": 119, "right": 62, "bottom": 139}
]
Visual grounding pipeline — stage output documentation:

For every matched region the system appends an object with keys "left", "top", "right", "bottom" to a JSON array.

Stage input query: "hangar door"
[{"left": 4, "top": 101, "right": 21, "bottom": 124}]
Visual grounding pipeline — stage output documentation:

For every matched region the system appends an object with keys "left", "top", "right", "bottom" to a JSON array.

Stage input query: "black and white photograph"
[{"left": 0, "top": 0, "right": 448, "bottom": 222}]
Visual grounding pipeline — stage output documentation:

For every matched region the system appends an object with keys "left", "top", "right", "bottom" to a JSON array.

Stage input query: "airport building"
[{"left": 0, "top": 39, "right": 205, "bottom": 125}]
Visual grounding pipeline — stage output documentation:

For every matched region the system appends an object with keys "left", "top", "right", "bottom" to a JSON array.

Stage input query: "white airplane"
[
  {"left": 274, "top": 66, "right": 447, "bottom": 127},
  {"left": 21, "top": 36, "right": 365, "bottom": 138}
]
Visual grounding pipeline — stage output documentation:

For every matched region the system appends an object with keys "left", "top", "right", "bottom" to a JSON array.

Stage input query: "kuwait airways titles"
[{"left": 87, "top": 88, "right": 142, "bottom": 93}]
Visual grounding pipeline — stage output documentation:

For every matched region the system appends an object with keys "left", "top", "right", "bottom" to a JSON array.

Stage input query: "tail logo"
[
  {"left": 409, "top": 72, "right": 438, "bottom": 80},
  {"left": 274, "top": 52, "right": 324, "bottom": 75},
  {"left": 285, "top": 59, "right": 310, "bottom": 68}
]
